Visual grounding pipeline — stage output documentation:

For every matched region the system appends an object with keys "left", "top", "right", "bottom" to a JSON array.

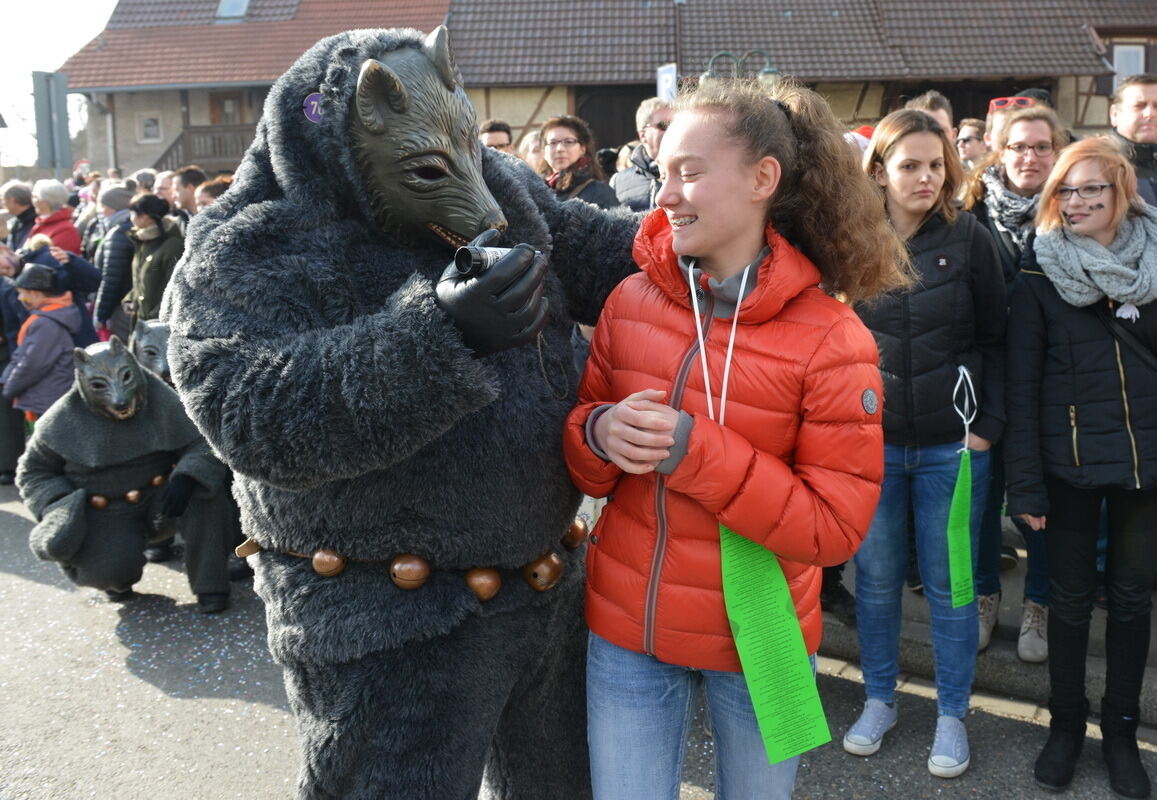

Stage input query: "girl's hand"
[
  {"left": 965, "top": 433, "right": 991, "bottom": 452},
  {"left": 593, "top": 389, "right": 677, "bottom": 474},
  {"left": 1017, "top": 514, "right": 1047, "bottom": 531},
  {"left": 48, "top": 246, "right": 70, "bottom": 264}
]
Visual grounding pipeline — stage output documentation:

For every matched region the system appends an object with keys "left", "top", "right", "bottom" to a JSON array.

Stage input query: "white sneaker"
[
  {"left": 1017, "top": 599, "right": 1048, "bottom": 663},
  {"left": 977, "top": 592, "right": 1000, "bottom": 652},
  {"left": 843, "top": 698, "right": 897, "bottom": 756},
  {"left": 928, "top": 715, "right": 971, "bottom": 778}
]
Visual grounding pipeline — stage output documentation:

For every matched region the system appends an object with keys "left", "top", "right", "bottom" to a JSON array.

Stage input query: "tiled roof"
[
  {"left": 447, "top": 1, "right": 676, "bottom": 86},
  {"left": 451, "top": 0, "right": 1157, "bottom": 86},
  {"left": 106, "top": 0, "right": 299, "bottom": 29},
  {"left": 62, "top": 0, "right": 1157, "bottom": 92},
  {"left": 61, "top": 0, "right": 450, "bottom": 90}
]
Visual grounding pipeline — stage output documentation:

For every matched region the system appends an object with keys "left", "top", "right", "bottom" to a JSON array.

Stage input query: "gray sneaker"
[
  {"left": 1017, "top": 599, "right": 1049, "bottom": 663},
  {"left": 843, "top": 698, "right": 897, "bottom": 756},
  {"left": 928, "top": 715, "right": 971, "bottom": 778},
  {"left": 977, "top": 592, "right": 1000, "bottom": 652}
]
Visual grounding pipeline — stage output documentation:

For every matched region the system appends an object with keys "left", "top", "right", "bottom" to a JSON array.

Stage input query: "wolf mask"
[
  {"left": 129, "top": 319, "right": 171, "bottom": 385},
  {"left": 73, "top": 336, "right": 147, "bottom": 421},
  {"left": 350, "top": 26, "right": 506, "bottom": 249}
]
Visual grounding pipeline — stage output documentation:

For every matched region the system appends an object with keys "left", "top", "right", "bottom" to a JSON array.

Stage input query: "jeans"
[
  {"left": 975, "top": 440, "right": 1049, "bottom": 604},
  {"left": 855, "top": 441, "right": 990, "bottom": 718},
  {"left": 1043, "top": 477, "right": 1157, "bottom": 715},
  {"left": 586, "top": 633, "right": 811, "bottom": 800}
]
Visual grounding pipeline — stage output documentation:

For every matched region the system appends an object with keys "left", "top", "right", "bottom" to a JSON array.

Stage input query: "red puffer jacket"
[
  {"left": 563, "top": 210, "right": 884, "bottom": 672},
  {"left": 28, "top": 207, "right": 81, "bottom": 255}
]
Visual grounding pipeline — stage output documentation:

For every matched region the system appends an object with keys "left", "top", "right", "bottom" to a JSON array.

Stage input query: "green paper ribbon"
[
  {"left": 947, "top": 449, "right": 975, "bottom": 609},
  {"left": 720, "top": 524, "right": 830, "bottom": 765}
]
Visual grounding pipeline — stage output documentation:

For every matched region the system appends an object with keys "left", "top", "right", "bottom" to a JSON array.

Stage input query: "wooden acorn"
[
  {"left": 150, "top": 475, "right": 167, "bottom": 487},
  {"left": 465, "top": 567, "right": 501, "bottom": 601},
  {"left": 124, "top": 489, "right": 142, "bottom": 504},
  {"left": 390, "top": 554, "right": 430, "bottom": 589},
  {"left": 88, "top": 494, "right": 109, "bottom": 510},
  {"left": 562, "top": 517, "right": 588, "bottom": 550},
  {"left": 523, "top": 552, "right": 563, "bottom": 592},
  {"left": 311, "top": 549, "right": 348, "bottom": 577}
]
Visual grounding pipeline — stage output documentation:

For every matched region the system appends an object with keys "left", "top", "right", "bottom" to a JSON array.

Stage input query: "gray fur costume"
[
  {"left": 17, "top": 368, "right": 236, "bottom": 596},
  {"left": 161, "top": 27, "right": 637, "bottom": 800}
]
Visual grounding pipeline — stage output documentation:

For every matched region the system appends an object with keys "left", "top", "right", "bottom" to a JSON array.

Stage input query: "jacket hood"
[
  {"left": 632, "top": 208, "right": 821, "bottom": 323},
  {"left": 35, "top": 301, "right": 82, "bottom": 334}
]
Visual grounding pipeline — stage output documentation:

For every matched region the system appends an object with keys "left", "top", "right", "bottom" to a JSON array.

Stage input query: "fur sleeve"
[
  {"left": 519, "top": 166, "right": 641, "bottom": 326},
  {"left": 15, "top": 435, "right": 73, "bottom": 520},
  {"left": 164, "top": 263, "right": 501, "bottom": 491}
]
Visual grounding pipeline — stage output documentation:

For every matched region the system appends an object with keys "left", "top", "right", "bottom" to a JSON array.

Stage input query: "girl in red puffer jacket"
[{"left": 563, "top": 81, "right": 910, "bottom": 799}]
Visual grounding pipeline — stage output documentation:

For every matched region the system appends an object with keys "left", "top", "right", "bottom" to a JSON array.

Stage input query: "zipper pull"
[{"left": 1069, "top": 405, "right": 1076, "bottom": 426}]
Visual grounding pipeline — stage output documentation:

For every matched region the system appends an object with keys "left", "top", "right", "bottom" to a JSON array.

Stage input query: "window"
[
  {"left": 216, "top": 0, "right": 249, "bottom": 20},
  {"left": 1114, "top": 44, "right": 1146, "bottom": 90},
  {"left": 136, "top": 113, "right": 162, "bottom": 144}
]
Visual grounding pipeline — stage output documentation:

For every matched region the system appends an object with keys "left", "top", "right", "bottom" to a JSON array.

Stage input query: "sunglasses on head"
[{"left": 988, "top": 96, "right": 1037, "bottom": 113}]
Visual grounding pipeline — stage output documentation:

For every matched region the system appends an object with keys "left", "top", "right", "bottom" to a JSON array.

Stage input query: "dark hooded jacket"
[
  {"left": 162, "top": 28, "right": 638, "bottom": 665},
  {"left": 610, "top": 143, "right": 661, "bottom": 212},
  {"left": 1, "top": 300, "right": 82, "bottom": 415},
  {"left": 93, "top": 208, "right": 135, "bottom": 324}
]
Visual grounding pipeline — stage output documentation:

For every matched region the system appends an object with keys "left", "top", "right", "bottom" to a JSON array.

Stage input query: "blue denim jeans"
[
  {"left": 586, "top": 633, "right": 810, "bottom": 800},
  {"left": 974, "top": 440, "right": 1049, "bottom": 604},
  {"left": 854, "top": 441, "right": 990, "bottom": 718}
]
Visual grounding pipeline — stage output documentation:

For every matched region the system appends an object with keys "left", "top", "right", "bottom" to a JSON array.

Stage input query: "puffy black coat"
[
  {"left": 609, "top": 144, "right": 660, "bottom": 212},
  {"left": 1113, "top": 132, "right": 1157, "bottom": 207},
  {"left": 550, "top": 173, "right": 620, "bottom": 210},
  {"left": 856, "top": 211, "right": 1006, "bottom": 446},
  {"left": 968, "top": 199, "right": 1023, "bottom": 287},
  {"left": 1004, "top": 242, "right": 1157, "bottom": 516},
  {"left": 93, "top": 209, "right": 134, "bottom": 323}
]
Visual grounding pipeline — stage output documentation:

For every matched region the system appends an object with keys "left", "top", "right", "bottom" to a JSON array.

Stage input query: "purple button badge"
[{"left": 303, "top": 92, "right": 324, "bottom": 123}]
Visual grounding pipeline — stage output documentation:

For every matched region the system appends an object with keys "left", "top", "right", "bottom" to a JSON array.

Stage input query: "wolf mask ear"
[
  {"left": 108, "top": 335, "right": 126, "bottom": 353},
  {"left": 73, "top": 347, "right": 91, "bottom": 366},
  {"left": 356, "top": 59, "right": 409, "bottom": 134},
  {"left": 423, "top": 26, "right": 458, "bottom": 91}
]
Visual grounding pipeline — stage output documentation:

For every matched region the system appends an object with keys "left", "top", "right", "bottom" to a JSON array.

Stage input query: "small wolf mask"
[
  {"left": 350, "top": 26, "right": 507, "bottom": 248},
  {"left": 129, "top": 319, "right": 171, "bottom": 385},
  {"left": 73, "top": 336, "right": 148, "bottom": 421}
]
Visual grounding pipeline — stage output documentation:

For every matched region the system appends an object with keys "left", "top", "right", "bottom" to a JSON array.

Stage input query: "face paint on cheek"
[{"left": 1088, "top": 203, "right": 1106, "bottom": 211}]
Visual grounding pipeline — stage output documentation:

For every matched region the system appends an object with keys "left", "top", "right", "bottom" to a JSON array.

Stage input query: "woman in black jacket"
[
  {"left": 961, "top": 104, "right": 1068, "bottom": 662},
  {"left": 537, "top": 115, "right": 620, "bottom": 210},
  {"left": 1006, "top": 137, "right": 1157, "bottom": 798},
  {"left": 846, "top": 109, "right": 1005, "bottom": 778}
]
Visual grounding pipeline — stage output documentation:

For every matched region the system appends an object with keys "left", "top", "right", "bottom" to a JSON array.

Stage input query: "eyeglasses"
[
  {"left": 988, "top": 96, "right": 1037, "bottom": 113},
  {"left": 1005, "top": 142, "right": 1055, "bottom": 157},
  {"left": 1057, "top": 183, "right": 1112, "bottom": 200},
  {"left": 545, "top": 138, "right": 580, "bottom": 148},
  {"left": 643, "top": 121, "right": 670, "bottom": 132},
  {"left": 955, "top": 136, "right": 982, "bottom": 145}
]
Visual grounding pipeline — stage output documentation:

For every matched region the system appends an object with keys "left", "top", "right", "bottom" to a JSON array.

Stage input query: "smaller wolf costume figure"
[{"left": 16, "top": 337, "right": 237, "bottom": 610}]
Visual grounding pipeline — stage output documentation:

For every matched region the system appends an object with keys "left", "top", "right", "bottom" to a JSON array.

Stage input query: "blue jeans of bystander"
[
  {"left": 855, "top": 441, "right": 990, "bottom": 718},
  {"left": 586, "top": 632, "right": 812, "bottom": 800}
]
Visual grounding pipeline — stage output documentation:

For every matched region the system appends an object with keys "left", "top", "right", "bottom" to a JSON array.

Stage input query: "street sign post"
[
  {"left": 32, "top": 71, "right": 72, "bottom": 176},
  {"left": 657, "top": 63, "right": 678, "bottom": 103}
]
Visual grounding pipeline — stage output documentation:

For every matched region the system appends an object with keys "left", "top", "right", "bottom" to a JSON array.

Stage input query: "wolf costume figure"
[
  {"left": 16, "top": 337, "right": 238, "bottom": 609},
  {"left": 162, "top": 26, "right": 637, "bottom": 800}
]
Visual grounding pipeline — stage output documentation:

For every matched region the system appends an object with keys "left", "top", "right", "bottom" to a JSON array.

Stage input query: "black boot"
[
  {"left": 821, "top": 564, "right": 856, "bottom": 626},
  {"left": 1101, "top": 699, "right": 1151, "bottom": 799},
  {"left": 1034, "top": 698, "right": 1087, "bottom": 791}
]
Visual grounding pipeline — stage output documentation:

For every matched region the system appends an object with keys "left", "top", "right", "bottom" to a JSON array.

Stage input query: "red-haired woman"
[{"left": 1006, "top": 136, "right": 1157, "bottom": 798}]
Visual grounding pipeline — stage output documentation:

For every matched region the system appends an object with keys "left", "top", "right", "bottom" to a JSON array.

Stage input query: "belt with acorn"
[
  {"left": 87, "top": 471, "right": 171, "bottom": 509},
  {"left": 235, "top": 517, "right": 589, "bottom": 601}
]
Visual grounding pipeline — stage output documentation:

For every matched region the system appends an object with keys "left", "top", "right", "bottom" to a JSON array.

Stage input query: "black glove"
[
  {"left": 435, "top": 230, "right": 549, "bottom": 356},
  {"left": 160, "top": 474, "right": 198, "bottom": 518}
]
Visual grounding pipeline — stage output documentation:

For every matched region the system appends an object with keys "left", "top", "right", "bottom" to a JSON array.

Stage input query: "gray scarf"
[
  {"left": 1034, "top": 204, "right": 1157, "bottom": 311},
  {"left": 981, "top": 165, "right": 1038, "bottom": 250}
]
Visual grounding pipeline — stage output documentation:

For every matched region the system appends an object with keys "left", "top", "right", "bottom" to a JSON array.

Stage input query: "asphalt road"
[{"left": 0, "top": 484, "right": 1151, "bottom": 799}]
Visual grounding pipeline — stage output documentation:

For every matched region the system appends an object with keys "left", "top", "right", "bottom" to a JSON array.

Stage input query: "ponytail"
[{"left": 675, "top": 80, "right": 910, "bottom": 303}]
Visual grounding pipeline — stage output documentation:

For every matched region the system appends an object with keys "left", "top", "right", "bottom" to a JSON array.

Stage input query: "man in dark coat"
[
  {"left": 162, "top": 26, "right": 637, "bottom": 800},
  {"left": 1111, "top": 73, "right": 1157, "bottom": 206},
  {"left": 610, "top": 97, "right": 672, "bottom": 212}
]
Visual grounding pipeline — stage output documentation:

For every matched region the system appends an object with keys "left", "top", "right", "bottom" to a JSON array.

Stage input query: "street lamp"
[{"left": 698, "top": 50, "right": 781, "bottom": 92}]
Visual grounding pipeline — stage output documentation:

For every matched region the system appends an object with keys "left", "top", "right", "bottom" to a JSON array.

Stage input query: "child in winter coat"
[{"left": 1, "top": 263, "right": 81, "bottom": 423}]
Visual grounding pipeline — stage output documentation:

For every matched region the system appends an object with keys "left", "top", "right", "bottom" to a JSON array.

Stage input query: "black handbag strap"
[{"left": 1095, "top": 303, "right": 1157, "bottom": 373}]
